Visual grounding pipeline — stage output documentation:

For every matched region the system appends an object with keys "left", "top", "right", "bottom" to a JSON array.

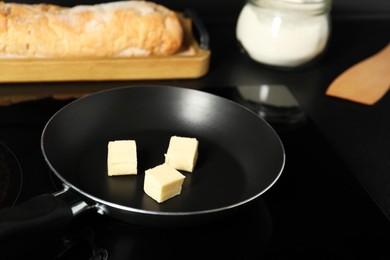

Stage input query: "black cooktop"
[{"left": 1, "top": 86, "right": 390, "bottom": 259}]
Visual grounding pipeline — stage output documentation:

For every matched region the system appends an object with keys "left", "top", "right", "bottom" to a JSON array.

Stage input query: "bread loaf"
[{"left": 0, "top": 1, "right": 184, "bottom": 58}]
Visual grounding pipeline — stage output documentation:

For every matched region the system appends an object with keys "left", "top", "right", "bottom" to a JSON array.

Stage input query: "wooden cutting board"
[{"left": 0, "top": 17, "right": 210, "bottom": 83}]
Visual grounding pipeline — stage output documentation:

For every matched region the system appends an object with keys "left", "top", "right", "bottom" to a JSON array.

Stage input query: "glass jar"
[{"left": 236, "top": 0, "right": 332, "bottom": 69}]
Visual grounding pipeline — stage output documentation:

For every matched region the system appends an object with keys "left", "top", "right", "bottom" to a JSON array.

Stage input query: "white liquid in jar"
[{"left": 236, "top": 2, "right": 330, "bottom": 68}]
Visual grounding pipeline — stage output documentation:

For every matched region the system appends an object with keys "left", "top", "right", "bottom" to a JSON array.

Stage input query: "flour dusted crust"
[{"left": 0, "top": 1, "right": 183, "bottom": 58}]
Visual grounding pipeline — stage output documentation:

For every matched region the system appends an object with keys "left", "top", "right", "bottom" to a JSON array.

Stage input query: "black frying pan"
[{"left": 0, "top": 86, "right": 285, "bottom": 233}]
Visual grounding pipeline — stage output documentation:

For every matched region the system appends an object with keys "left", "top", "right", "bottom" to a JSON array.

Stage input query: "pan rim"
[{"left": 41, "top": 85, "right": 285, "bottom": 217}]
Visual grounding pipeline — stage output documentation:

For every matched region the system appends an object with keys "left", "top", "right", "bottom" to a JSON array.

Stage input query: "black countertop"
[
  {"left": 208, "top": 17, "right": 390, "bottom": 223},
  {"left": 202, "top": 17, "right": 390, "bottom": 221},
  {"left": 288, "top": 18, "right": 390, "bottom": 221}
]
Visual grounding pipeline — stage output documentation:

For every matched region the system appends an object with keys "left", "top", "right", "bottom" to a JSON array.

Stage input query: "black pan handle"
[
  {"left": 0, "top": 193, "right": 73, "bottom": 241},
  {"left": 184, "top": 9, "right": 210, "bottom": 50},
  {"left": 0, "top": 186, "right": 91, "bottom": 244}
]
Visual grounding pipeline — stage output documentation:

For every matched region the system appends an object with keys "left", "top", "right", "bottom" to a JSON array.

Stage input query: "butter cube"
[
  {"left": 165, "top": 136, "right": 199, "bottom": 172},
  {"left": 107, "top": 140, "right": 137, "bottom": 176},
  {"left": 144, "top": 163, "right": 185, "bottom": 203}
]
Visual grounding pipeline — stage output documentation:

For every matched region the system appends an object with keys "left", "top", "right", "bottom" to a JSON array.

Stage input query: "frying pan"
[{"left": 0, "top": 86, "right": 285, "bottom": 234}]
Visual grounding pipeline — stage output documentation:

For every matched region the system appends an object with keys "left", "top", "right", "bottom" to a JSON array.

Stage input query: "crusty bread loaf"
[{"left": 0, "top": 1, "right": 184, "bottom": 58}]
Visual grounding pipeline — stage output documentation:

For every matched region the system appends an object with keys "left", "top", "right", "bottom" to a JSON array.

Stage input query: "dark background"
[{"left": 9, "top": 0, "right": 390, "bottom": 21}]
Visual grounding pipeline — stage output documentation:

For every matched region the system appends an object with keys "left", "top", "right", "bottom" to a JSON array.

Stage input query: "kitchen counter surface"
[
  {"left": 200, "top": 17, "right": 390, "bottom": 221},
  {"left": 205, "top": 16, "right": 390, "bottom": 224},
  {"left": 283, "top": 18, "right": 390, "bottom": 221}
]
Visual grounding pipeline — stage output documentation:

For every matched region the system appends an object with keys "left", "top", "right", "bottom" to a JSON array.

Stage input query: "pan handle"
[
  {"left": 184, "top": 9, "right": 210, "bottom": 50},
  {"left": 0, "top": 185, "right": 89, "bottom": 242}
]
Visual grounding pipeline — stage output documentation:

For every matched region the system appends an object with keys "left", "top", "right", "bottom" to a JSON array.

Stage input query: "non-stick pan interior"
[{"left": 41, "top": 86, "right": 285, "bottom": 215}]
